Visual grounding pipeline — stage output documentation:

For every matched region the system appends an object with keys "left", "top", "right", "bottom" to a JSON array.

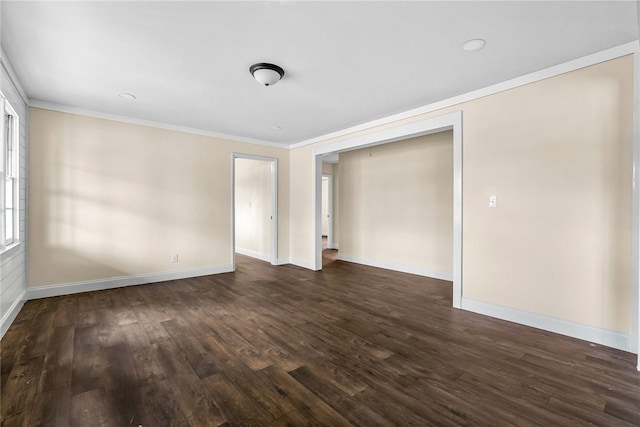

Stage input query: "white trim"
[
  {"left": 27, "top": 264, "right": 233, "bottom": 300},
  {"left": 290, "top": 41, "right": 639, "bottom": 150},
  {"left": 274, "top": 258, "right": 290, "bottom": 266},
  {"left": 313, "top": 154, "right": 323, "bottom": 270},
  {"left": 29, "top": 100, "right": 287, "bottom": 149},
  {"left": 0, "top": 289, "right": 26, "bottom": 339},
  {"left": 336, "top": 253, "right": 453, "bottom": 282},
  {"left": 312, "top": 111, "right": 463, "bottom": 308},
  {"left": 634, "top": 45, "right": 640, "bottom": 368},
  {"left": 235, "top": 247, "right": 271, "bottom": 263},
  {"left": 289, "top": 258, "right": 316, "bottom": 270},
  {"left": 321, "top": 174, "right": 335, "bottom": 249},
  {"left": 0, "top": 241, "right": 21, "bottom": 257},
  {"left": 232, "top": 153, "right": 279, "bottom": 267},
  {"left": 24, "top": 42, "right": 639, "bottom": 153},
  {"left": 461, "top": 298, "right": 630, "bottom": 353},
  {"left": 0, "top": 48, "right": 28, "bottom": 105}
]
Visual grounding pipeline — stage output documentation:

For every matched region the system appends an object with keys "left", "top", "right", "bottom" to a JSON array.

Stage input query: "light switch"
[{"left": 489, "top": 196, "right": 497, "bottom": 208}]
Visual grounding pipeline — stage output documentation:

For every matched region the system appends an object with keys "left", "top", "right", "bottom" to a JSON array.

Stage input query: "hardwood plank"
[
  {"left": 1, "top": 355, "right": 45, "bottom": 420},
  {"left": 53, "top": 295, "right": 78, "bottom": 328},
  {"left": 201, "top": 372, "right": 274, "bottom": 426},
  {"left": 162, "top": 320, "right": 222, "bottom": 379},
  {"left": 70, "top": 326, "right": 106, "bottom": 395},
  {"left": 25, "top": 386, "right": 72, "bottom": 427},
  {"left": 199, "top": 333, "right": 296, "bottom": 419},
  {"left": 2, "top": 253, "right": 639, "bottom": 425},
  {"left": 24, "top": 309, "right": 56, "bottom": 359},
  {"left": 103, "top": 343, "right": 141, "bottom": 426},
  {"left": 134, "top": 304, "right": 172, "bottom": 343},
  {"left": 76, "top": 310, "right": 97, "bottom": 328},
  {"left": 137, "top": 379, "right": 191, "bottom": 426},
  {"left": 69, "top": 387, "right": 112, "bottom": 427},
  {"left": 288, "top": 364, "right": 392, "bottom": 426},
  {"left": 256, "top": 365, "right": 352, "bottom": 427},
  {"left": 121, "top": 322, "right": 166, "bottom": 384},
  {"left": 38, "top": 325, "right": 75, "bottom": 392},
  {"left": 164, "top": 372, "right": 227, "bottom": 427},
  {"left": 270, "top": 409, "right": 312, "bottom": 426},
  {"left": 1, "top": 413, "right": 25, "bottom": 427},
  {"left": 1, "top": 320, "right": 29, "bottom": 389}
]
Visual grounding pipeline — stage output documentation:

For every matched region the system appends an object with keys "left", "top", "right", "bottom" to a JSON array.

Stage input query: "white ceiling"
[{"left": 1, "top": 1, "right": 637, "bottom": 147}]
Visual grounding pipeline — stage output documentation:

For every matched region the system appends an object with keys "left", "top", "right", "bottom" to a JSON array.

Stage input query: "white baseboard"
[
  {"left": 235, "top": 247, "right": 272, "bottom": 263},
  {"left": 27, "top": 264, "right": 234, "bottom": 300},
  {"left": 336, "top": 253, "right": 453, "bottom": 281},
  {"left": 289, "top": 258, "right": 317, "bottom": 270},
  {"left": 461, "top": 298, "right": 631, "bottom": 353},
  {"left": 274, "top": 258, "right": 290, "bottom": 266},
  {"left": 1, "top": 289, "right": 26, "bottom": 339}
]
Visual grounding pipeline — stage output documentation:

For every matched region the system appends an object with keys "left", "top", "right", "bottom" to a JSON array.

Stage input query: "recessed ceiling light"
[
  {"left": 118, "top": 92, "right": 136, "bottom": 100},
  {"left": 462, "top": 39, "right": 486, "bottom": 52},
  {"left": 270, "top": 125, "right": 283, "bottom": 131}
]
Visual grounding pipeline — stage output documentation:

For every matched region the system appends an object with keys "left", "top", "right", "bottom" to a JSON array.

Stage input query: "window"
[{"left": 1, "top": 98, "right": 19, "bottom": 251}]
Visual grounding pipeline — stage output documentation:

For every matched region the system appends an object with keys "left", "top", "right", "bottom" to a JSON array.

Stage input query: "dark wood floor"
[{"left": 2, "top": 251, "right": 640, "bottom": 426}]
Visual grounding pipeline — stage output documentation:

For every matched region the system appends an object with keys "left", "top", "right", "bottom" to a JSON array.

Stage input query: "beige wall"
[
  {"left": 26, "top": 55, "right": 634, "bottom": 337},
  {"left": 29, "top": 108, "right": 289, "bottom": 286},
  {"left": 234, "top": 158, "right": 271, "bottom": 258},
  {"left": 321, "top": 163, "right": 334, "bottom": 175},
  {"left": 289, "top": 55, "right": 633, "bottom": 333},
  {"left": 289, "top": 146, "right": 315, "bottom": 265},
  {"left": 338, "top": 131, "right": 453, "bottom": 276}
]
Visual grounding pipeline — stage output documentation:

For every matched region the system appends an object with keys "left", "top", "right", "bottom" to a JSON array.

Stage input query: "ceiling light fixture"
[
  {"left": 250, "top": 63, "right": 285, "bottom": 86},
  {"left": 118, "top": 92, "right": 136, "bottom": 100},
  {"left": 270, "top": 125, "right": 283, "bottom": 131},
  {"left": 462, "top": 38, "right": 486, "bottom": 52}
]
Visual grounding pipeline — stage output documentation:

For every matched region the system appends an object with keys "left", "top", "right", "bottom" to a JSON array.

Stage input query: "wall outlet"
[{"left": 170, "top": 253, "right": 179, "bottom": 263}]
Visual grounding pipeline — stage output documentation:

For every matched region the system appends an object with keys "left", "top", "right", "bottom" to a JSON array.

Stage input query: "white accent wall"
[{"left": 0, "top": 53, "right": 28, "bottom": 337}]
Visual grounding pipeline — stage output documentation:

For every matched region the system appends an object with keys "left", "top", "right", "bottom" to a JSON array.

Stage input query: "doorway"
[
  {"left": 232, "top": 153, "right": 278, "bottom": 269},
  {"left": 312, "top": 111, "right": 463, "bottom": 308},
  {"left": 321, "top": 173, "right": 337, "bottom": 266},
  {"left": 321, "top": 174, "right": 334, "bottom": 248}
]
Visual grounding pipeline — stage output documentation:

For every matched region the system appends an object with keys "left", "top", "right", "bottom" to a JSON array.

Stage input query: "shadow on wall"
[{"left": 31, "top": 118, "right": 232, "bottom": 287}]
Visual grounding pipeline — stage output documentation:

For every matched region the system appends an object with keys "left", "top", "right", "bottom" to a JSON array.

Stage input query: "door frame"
[
  {"left": 321, "top": 173, "right": 335, "bottom": 250},
  {"left": 231, "top": 153, "right": 278, "bottom": 269},
  {"left": 312, "top": 111, "right": 463, "bottom": 308}
]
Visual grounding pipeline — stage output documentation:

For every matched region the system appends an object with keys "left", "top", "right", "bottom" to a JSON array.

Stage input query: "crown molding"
[
  {"left": 1, "top": 47, "right": 28, "bottom": 105},
  {"left": 28, "top": 100, "right": 289, "bottom": 150},
  {"left": 290, "top": 40, "right": 640, "bottom": 150},
  {"left": 20, "top": 40, "right": 640, "bottom": 152}
]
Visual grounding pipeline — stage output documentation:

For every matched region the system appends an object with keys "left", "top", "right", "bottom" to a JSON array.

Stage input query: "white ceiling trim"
[
  {"left": 28, "top": 99, "right": 287, "bottom": 150},
  {"left": 25, "top": 40, "right": 639, "bottom": 152},
  {"left": 1, "top": 48, "right": 28, "bottom": 105},
  {"left": 290, "top": 40, "right": 640, "bottom": 150}
]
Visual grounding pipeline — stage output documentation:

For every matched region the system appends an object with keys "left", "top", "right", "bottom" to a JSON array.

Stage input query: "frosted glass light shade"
[
  {"left": 253, "top": 68, "right": 281, "bottom": 86},
  {"left": 250, "top": 63, "right": 285, "bottom": 86}
]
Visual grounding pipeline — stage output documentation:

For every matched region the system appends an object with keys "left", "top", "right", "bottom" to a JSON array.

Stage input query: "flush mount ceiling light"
[
  {"left": 270, "top": 125, "right": 283, "bottom": 131},
  {"left": 250, "top": 63, "right": 285, "bottom": 86},
  {"left": 118, "top": 92, "right": 136, "bottom": 100},
  {"left": 462, "top": 38, "right": 486, "bottom": 52}
]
